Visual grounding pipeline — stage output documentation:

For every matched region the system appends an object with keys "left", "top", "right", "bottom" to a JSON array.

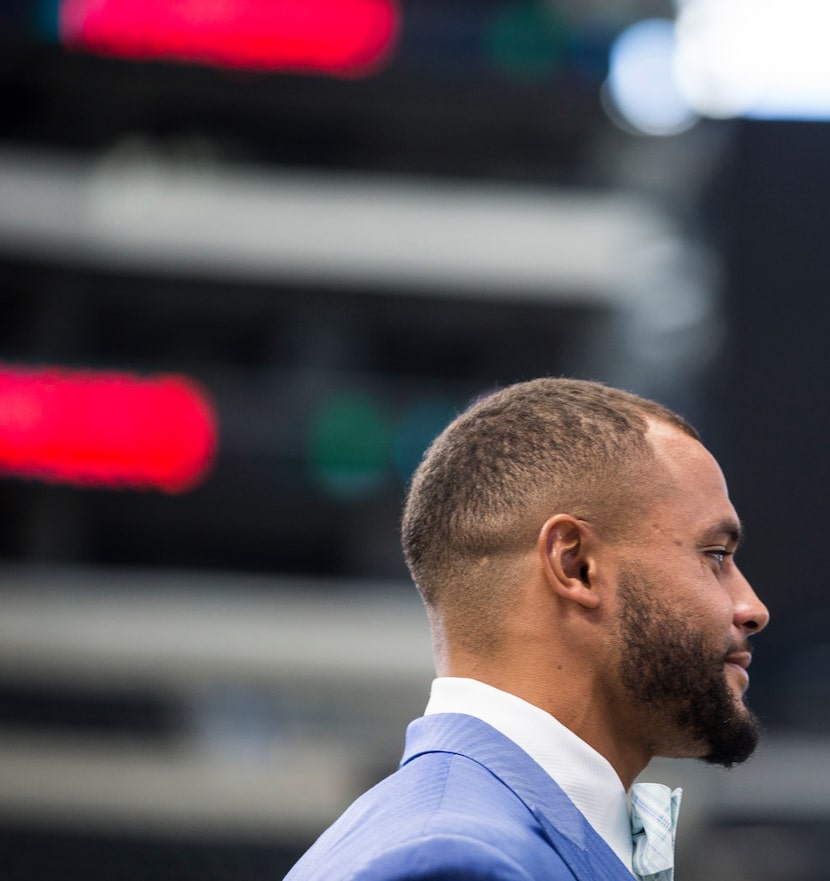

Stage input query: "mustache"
[{"left": 726, "top": 640, "right": 753, "bottom": 658}]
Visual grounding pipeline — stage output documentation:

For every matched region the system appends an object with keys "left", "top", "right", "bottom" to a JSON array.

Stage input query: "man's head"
[
  {"left": 401, "top": 377, "right": 697, "bottom": 614},
  {"left": 401, "top": 377, "right": 769, "bottom": 776}
]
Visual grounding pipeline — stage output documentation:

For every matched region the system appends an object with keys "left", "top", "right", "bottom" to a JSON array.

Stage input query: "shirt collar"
[{"left": 424, "top": 677, "right": 634, "bottom": 874}]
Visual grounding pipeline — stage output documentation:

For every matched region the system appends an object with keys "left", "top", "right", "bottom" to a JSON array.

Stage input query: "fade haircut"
[{"left": 401, "top": 378, "right": 699, "bottom": 614}]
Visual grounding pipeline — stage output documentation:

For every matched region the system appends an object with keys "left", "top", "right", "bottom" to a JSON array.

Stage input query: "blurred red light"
[
  {"left": 0, "top": 366, "right": 218, "bottom": 493},
  {"left": 59, "top": 0, "right": 400, "bottom": 77}
]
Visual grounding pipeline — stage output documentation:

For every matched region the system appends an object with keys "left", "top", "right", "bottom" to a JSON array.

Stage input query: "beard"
[{"left": 617, "top": 566, "right": 761, "bottom": 768}]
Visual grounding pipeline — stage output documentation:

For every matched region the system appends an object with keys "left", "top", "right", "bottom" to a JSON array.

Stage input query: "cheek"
[
  {"left": 681, "top": 581, "right": 735, "bottom": 645},
  {"left": 654, "top": 562, "right": 734, "bottom": 632}
]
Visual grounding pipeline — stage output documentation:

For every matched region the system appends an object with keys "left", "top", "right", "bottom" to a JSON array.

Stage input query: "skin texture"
[{"left": 435, "top": 418, "right": 769, "bottom": 790}]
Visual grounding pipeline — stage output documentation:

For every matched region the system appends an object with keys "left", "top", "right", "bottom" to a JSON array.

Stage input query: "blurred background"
[{"left": 0, "top": 0, "right": 829, "bottom": 879}]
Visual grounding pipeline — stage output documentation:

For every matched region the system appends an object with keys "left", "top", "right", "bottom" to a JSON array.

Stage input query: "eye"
[{"left": 705, "top": 548, "right": 732, "bottom": 566}]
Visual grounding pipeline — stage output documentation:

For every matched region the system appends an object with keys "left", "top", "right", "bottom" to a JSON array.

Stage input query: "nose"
[{"left": 732, "top": 567, "right": 770, "bottom": 635}]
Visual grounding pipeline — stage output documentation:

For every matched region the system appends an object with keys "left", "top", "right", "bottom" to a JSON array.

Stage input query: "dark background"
[{"left": 1, "top": 2, "right": 829, "bottom": 879}]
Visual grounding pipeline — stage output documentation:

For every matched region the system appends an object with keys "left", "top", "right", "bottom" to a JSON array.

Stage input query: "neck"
[{"left": 438, "top": 655, "right": 652, "bottom": 790}]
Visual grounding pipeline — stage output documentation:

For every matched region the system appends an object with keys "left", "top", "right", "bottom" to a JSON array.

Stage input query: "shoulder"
[
  {"left": 285, "top": 751, "right": 577, "bottom": 881},
  {"left": 315, "top": 833, "right": 550, "bottom": 880},
  {"left": 288, "top": 830, "right": 575, "bottom": 881}
]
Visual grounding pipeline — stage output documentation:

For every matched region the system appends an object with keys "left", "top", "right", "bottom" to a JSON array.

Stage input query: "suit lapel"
[{"left": 402, "top": 713, "right": 634, "bottom": 881}]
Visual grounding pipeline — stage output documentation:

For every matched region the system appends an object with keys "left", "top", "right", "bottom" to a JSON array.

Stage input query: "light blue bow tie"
[{"left": 630, "top": 782, "right": 683, "bottom": 881}]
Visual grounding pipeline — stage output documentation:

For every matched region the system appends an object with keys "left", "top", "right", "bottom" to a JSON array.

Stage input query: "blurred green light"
[
  {"left": 486, "top": 2, "right": 569, "bottom": 81},
  {"left": 308, "top": 390, "right": 390, "bottom": 499}
]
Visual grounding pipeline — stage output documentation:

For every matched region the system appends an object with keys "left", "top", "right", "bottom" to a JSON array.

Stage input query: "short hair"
[{"left": 401, "top": 378, "right": 698, "bottom": 614}]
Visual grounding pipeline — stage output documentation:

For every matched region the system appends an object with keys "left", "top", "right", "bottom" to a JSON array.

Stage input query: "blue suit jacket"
[{"left": 285, "top": 713, "right": 635, "bottom": 881}]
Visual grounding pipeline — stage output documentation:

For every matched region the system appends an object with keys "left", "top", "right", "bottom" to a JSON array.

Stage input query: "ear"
[{"left": 537, "top": 514, "right": 602, "bottom": 610}]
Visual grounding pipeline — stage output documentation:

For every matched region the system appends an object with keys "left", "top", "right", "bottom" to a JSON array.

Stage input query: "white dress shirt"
[{"left": 424, "top": 677, "right": 635, "bottom": 875}]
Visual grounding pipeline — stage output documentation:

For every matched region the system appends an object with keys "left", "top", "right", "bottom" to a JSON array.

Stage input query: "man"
[{"left": 286, "top": 378, "right": 769, "bottom": 881}]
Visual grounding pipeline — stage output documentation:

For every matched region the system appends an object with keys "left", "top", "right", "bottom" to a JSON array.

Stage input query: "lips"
[
  {"left": 725, "top": 651, "right": 752, "bottom": 688},
  {"left": 725, "top": 651, "right": 752, "bottom": 671}
]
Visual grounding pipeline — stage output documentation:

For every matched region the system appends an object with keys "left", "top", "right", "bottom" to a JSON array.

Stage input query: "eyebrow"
[{"left": 704, "top": 518, "right": 744, "bottom": 549}]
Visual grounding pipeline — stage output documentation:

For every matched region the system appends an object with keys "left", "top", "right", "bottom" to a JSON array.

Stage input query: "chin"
[{"left": 701, "top": 710, "right": 762, "bottom": 768}]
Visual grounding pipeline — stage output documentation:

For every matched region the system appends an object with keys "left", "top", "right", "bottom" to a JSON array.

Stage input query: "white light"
[
  {"left": 605, "top": 19, "right": 698, "bottom": 136},
  {"left": 675, "top": 0, "right": 830, "bottom": 119}
]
